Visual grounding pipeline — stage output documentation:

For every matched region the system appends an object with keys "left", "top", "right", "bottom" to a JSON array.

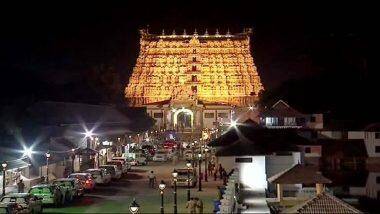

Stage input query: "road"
[{"left": 44, "top": 159, "right": 223, "bottom": 213}]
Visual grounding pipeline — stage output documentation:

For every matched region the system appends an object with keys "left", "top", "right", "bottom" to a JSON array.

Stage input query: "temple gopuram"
[{"left": 125, "top": 28, "right": 264, "bottom": 132}]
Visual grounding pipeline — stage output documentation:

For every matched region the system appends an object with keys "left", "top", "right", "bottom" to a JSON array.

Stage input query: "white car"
[
  {"left": 99, "top": 165, "right": 122, "bottom": 180},
  {"left": 128, "top": 154, "right": 147, "bottom": 166},
  {"left": 152, "top": 153, "right": 167, "bottom": 162},
  {"left": 112, "top": 157, "right": 132, "bottom": 171},
  {"left": 172, "top": 168, "right": 197, "bottom": 187},
  {"left": 85, "top": 168, "right": 111, "bottom": 184}
]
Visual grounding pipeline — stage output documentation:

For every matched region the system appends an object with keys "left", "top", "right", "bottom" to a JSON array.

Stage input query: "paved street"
[{"left": 44, "top": 159, "right": 223, "bottom": 213}]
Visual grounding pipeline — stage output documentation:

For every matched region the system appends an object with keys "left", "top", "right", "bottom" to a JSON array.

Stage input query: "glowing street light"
[
  {"left": 230, "top": 120, "right": 237, "bottom": 127},
  {"left": 23, "top": 147, "right": 33, "bottom": 158},
  {"left": 186, "top": 162, "right": 192, "bottom": 201},
  {"left": 172, "top": 170, "right": 178, "bottom": 214},
  {"left": 158, "top": 180, "right": 166, "bottom": 214},
  {"left": 84, "top": 130, "right": 93, "bottom": 138},
  {"left": 45, "top": 151, "right": 51, "bottom": 182},
  {"left": 198, "top": 153, "right": 202, "bottom": 191},
  {"left": 2, "top": 161, "right": 7, "bottom": 196},
  {"left": 129, "top": 198, "right": 140, "bottom": 214}
]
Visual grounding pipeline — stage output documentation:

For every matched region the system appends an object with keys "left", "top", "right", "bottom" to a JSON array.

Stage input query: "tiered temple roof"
[{"left": 125, "top": 28, "right": 264, "bottom": 107}]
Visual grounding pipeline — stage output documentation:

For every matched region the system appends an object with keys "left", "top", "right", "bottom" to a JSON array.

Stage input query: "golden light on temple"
[{"left": 125, "top": 28, "right": 264, "bottom": 107}]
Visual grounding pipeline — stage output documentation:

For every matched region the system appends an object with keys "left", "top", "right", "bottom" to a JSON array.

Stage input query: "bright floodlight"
[
  {"left": 158, "top": 180, "right": 166, "bottom": 191},
  {"left": 186, "top": 162, "right": 192, "bottom": 168},
  {"left": 1, "top": 162, "right": 7, "bottom": 168},
  {"left": 249, "top": 106, "right": 254, "bottom": 110},
  {"left": 230, "top": 120, "right": 237, "bottom": 127},
  {"left": 23, "top": 147, "right": 33, "bottom": 158},
  {"left": 198, "top": 153, "right": 202, "bottom": 158},
  {"left": 84, "top": 130, "right": 93, "bottom": 138}
]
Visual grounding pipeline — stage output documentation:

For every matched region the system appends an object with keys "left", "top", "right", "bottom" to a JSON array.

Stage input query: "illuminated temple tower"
[{"left": 125, "top": 28, "right": 264, "bottom": 131}]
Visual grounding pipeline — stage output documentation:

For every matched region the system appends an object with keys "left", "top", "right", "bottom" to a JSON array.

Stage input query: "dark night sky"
[{"left": 0, "top": 1, "right": 375, "bottom": 105}]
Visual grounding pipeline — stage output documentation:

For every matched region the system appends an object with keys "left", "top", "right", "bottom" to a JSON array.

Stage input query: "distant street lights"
[
  {"left": 172, "top": 170, "right": 178, "bottom": 214},
  {"left": 186, "top": 162, "right": 192, "bottom": 201},
  {"left": 45, "top": 151, "right": 51, "bottom": 182},
  {"left": 129, "top": 198, "right": 140, "bottom": 214},
  {"left": 204, "top": 148, "right": 209, "bottom": 182},
  {"left": 158, "top": 180, "right": 166, "bottom": 214},
  {"left": 2, "top": 161, "right": 7, "bottom": 196},
  {"left": 198, "top": 153, "right": 202, "bottom": 192}
]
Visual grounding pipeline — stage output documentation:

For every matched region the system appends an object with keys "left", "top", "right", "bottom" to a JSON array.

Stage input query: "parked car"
[
  {"left": 68, "top": 173, "right": 95, "bottom": 191},
  {"left": 99, "top": 165, "right": 122, "bottom": 180},
  {"left": 29, "top": 184, "right": 64, "bottom": 207},
  {"left": 152, "top": 151, "right": 168, "bottom": 162},
  {"left": 107, "top": 160, "right": 128, "bottom": 174},
  {"left": 0, "top": 193, "right": 43, "bottom": 213},
  {"left": 127, "top": 153, "right": 147, "bottom": 166},
  {"left": 172, "top": 168, "right": 197, "bottom": 187},
  {"left": 184, "top": 150, "right": 193, "bottom": 161},
  {"left": 52, "top": 178, "right": 83, "bottom": 201},
  {"left": 85, "top": 168, "right": 111, "bottom": 184},
  {"left": 0, "top": 202, "right": 19, "bottom": 214},
  {"left": 112, "top": 157, "right": 132, "bottom": 171}
]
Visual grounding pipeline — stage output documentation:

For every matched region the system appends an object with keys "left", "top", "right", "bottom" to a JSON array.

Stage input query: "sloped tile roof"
[
  {"left": 268, "top": 164, "right": 331, "bottom": 184},
  {"left": 284, "top": 192, "right": 362, "bottom": 213}
]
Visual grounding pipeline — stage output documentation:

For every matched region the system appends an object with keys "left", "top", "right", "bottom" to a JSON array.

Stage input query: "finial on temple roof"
[
  {"left": 226, "top": 28, "right": 231, "bottom": 35},
  {"left": 172, "top": 29, "right": 176, "bottom": 35},
  {"left": 146, "top": 25, "right": 150, "bottom": 34},
  {"left": 162, "top": 29, "right": 165, "bottom": 36},
  {"left": 183, "top": 29, "right": 187, "bottom": 35},
  {"left": 204, "top": 29, "right": 209, "bottom": 36},
  {"left": 215, "top": 28, "right": 220, "bottom": 36},
  {"left": 194, "top": 28, "right": 198, "bottom": 35}
]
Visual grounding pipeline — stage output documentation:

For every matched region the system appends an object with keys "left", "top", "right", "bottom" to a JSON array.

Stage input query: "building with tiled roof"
[{"left": 283, "top": 192, "right": 362, "bottom": 214}]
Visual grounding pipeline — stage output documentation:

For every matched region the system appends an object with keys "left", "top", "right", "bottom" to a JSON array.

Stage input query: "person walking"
[
  {"left": 186, "top": 197, "right": 196, "bottom": 214},
  {"left": 195, "top": 197, "right": 203, "bottom": 214},
  {"left": 218, "top": 164, "right": 223, "bottom": 180},
  {"left": 222, "top": 169, "right": 228, "bottom": 186},
  {"left": 207, "top": 161, "right": 213, "bottom": 176},
  {"left": 17, "top": 179, "right": 25, "bottom": 193},
  {"left": 148, "top": 171, "right": 156, "bottom": 188}
]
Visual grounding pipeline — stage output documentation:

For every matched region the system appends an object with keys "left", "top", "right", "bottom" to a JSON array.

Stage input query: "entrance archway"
[{"left": 173, "top": 108, "right": 194, "bottom": 129}]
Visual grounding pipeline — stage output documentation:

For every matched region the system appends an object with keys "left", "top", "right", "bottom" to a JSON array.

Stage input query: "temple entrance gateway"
[{"left": 173, "top": 108, "right": 194, "bottom": 129}]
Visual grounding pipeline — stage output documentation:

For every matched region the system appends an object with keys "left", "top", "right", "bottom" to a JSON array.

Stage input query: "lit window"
[{"left": 265, "top": 117, "right": 278, "bottom": 126}]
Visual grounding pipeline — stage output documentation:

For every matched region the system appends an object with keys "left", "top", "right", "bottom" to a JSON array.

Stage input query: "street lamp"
[
  {"left": 191, "top": 142, "right": 195, "bottom": 167},
  {"left": 158, "top": 180, "right": 166, "bottom": 214},
  {"left": 71, "top": 149, "right": 75, "bottom": 173},
  {"left": 186, "top": 162, "right": 192, "bottom": 201},
  {"left": 172, "top": 170, "right": 178, "bottom": 214},
  {"left": 45, "top": 151, "right": 51, "bottom": 182},
  {"left": 198, "top": 153, "right": 202, "bottom": 191},
  {"left": 129, "top": 198, "right": 140, "bottom": 214},
  {"left": 204, "top": 148, "right": 209, "bottom": 182},
  {"left": 2, "top": 161, "right": 7, "bottom": 196}
]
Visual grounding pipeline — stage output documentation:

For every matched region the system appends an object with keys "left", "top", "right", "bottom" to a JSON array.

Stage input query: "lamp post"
[
  {"left": 186, "top": 162, "right": 192, "bottom": 201},
  {"left": 198, "top": 153, "right": 202, "bottom": 191},
  {"left": 2, "top": 162, "right": 7, "bottom": 196},
  {"left": 45, "top": 151, "right": 51, "bottom": 182},
  {"left": 191, "top": 142, "right": 195, "bottom": 167},
  {"left": 204, "top": 148, "right": 209, "bottom": 182},
  {"left": 172, "top": 170, "right": 178, "bottom": 214},
  {"left": 129, "top": 198, "right": 140, "bottom": 214},
  {"left": 158, "top": 180, "right": 166, "bottom": 214},
  {"left": 71, "top": 149, "right": 75, "bottom": 173}
]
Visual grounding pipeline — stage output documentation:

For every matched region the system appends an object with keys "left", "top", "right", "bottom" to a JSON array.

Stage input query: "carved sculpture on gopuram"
[{"left": 125, "top": 28, "right": 264, "bottom": 107}]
